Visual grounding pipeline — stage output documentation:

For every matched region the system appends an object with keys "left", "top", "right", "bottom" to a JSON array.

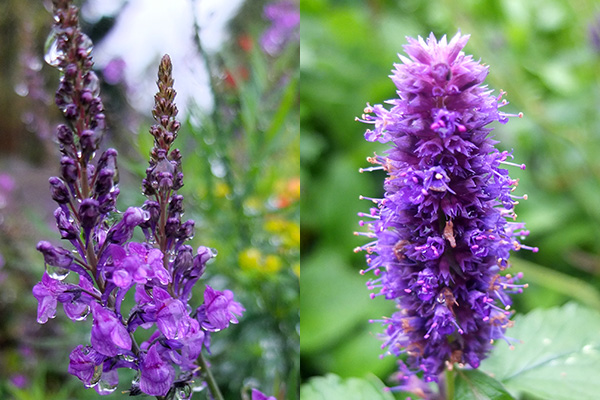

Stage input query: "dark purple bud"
[
  {"left": 107, "top": 207, "right": 148, "bottom": 245},
  {"left": 54, "top": 208, "right": 78, "bottom": 240},
  {"left": 178, "top": 220, "right": 194, "bottom": 241},
  {"left": 65, "top": 63, "right": 78, "bottom": 79},
  {"left": 167, "top": 194, "right": 184, "bottom": 217},
  {"left": 60, "top": 156, "right": 78, "bottom": 183},
  {"left": 158, "top": 171, "right": 173, "bottom": 191},
  {"left": 93, "top": 113, "right": 106, "bottom": 130},
  {"left": 97, "top": 148, "right": 118, "bottom": 171},
  {"left": 165, "top": 217, "right": 180, "bottom": 238},
  {"left": 56, "top": 124, "right": 74, "bottom": 146},
  {"left": 80, "top": 129, "right": 97, "bottom": 159},
  {"left": 89, "top": 98, "right": 103, "bottom": 115},
  {"left": 98, "top": 186, "right": 119, "bottom": 215},
  {"left": 49, "top": 176, "right": 70, "bottom": 204},
  {"left": 80, "top": 89, "right": 93, "bottom": 104},
  {"left": 79, "top": 198, "right": 99, "bottom": 230},
  {"left": 173, "top": 172, "right": 184, "bottom": 191},
  {"left": 64, "top": 104, "right": 77, "bottom": 119},
  {"left": 173, "top": 245, "right": 193, "bottom": 273},
  {"left": 140, "top": 200, "right": 159, "bottom": 231},
  {"left": 94, "top": 168, "right": 114, "bottom": 197},
  {"left": 36, "top": 241, "right": 73, "bottom": 268}
]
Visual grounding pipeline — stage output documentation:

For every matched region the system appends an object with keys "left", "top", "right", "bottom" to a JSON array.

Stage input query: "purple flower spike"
[
  {"left": 90, "top": 302, "right": 132, "bottom": 357},
  {"left": 139, "top": 344, "right": 175, "bottom": 397},
  {"left": 357, "top": 32, "right": 533, "bottom": 384}
]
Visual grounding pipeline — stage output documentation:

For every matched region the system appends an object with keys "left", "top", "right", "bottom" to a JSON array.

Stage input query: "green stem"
[
  {"left": 198, "top": 351, "right": 224, "bottom": 400},
  {"left": 445, "top": 367, "right": 455, "bottom": 400}
]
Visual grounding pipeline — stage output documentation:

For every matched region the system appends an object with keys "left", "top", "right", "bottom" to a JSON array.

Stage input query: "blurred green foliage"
[{"left": 300, "top": 0, "right": 600, "bottom": 395}]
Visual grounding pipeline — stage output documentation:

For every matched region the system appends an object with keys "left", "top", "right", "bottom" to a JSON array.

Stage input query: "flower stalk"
[
  {"left": 357, "top": 32, "right": 534, "bottom": 390},
  {"left": 33, "top": 1, "right": 244, "bottom": 398}
]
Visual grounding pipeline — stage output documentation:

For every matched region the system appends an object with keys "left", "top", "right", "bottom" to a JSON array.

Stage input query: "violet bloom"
[
  {"left": 252, "top": 388, "right": 277, "bottom": 400},
  {"left": 356, "top": 32, "right": 534, "bottom": 385},
  {"left": 139, "top": 343, "right": 175, "bottom": 397},
  {"left": 260, "top": 0, "right": 299, "bottom": 56},
  {"left": 198, "top": 285, "right": 245, "bottom": 332}
]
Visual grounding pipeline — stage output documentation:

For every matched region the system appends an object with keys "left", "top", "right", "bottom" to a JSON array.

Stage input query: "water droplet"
[
  {"left": 209, "top": 248, "right": 218, "bottom": 257},
  {"left": 46, "top": 264, "right": 70, "bottom": 280},
  {"left": 95, "top": 379, "right": 117, "bottom": 394},
  {"left": 71, "top": 305, "right": 90, "bottom": 321},
  {"left": 190, "top": 379, "right": 206, "bottom": 393},
  {"left": 44, "top": 30, "right": 65, "bottom": 69},
  {"left": 175, "top": 384, "right": 192, "bottom": 399},
  {"left": 14, "top": 82, "right": 29, "bottom": 97},
  {"left": 142, "top": 210, "right": 151, "bottom": 222},
  {"left": 83, "top": 71, "right": 100, "bottom": 96},
  {"left": 121, "top": 354, "right": 136, "bottom": 362},
  {"left": 84, "top": 365, "right": 102, "bottom": 388},
  {"left": 78, "top": 33, "right": 93, "bottom": 56}
]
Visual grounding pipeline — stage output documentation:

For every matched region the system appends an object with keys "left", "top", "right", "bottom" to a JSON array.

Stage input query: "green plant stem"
[
  {"left": 199, "top": 351, "right": 224, "bottom": 400},
  {"left": 445, "top": 367, "right": 455, "bottom": 400}
]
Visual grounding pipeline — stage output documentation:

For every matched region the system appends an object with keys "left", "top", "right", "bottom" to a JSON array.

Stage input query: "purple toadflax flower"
[
  {"left": 355, "top": 32, "right": 535, "bottom": 387},
  {"left": 33, "top": 1, "right": 244, "bottom": 398}
]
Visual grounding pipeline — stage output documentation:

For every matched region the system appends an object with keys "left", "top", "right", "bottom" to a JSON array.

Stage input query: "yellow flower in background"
[
  {"left": 215, "top": 181, "right": 231, "bottom": 198},
  {"left": 238, "top": 248, "right": 284, "bottom": 275}
]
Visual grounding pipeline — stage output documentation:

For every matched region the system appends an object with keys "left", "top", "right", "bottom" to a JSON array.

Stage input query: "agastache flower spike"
[
  {"left": 34, "top": 1, "right": 243, "bottom": 398},
  {"left": 356, "top": 32, "right": 534, "bottom": 387}
]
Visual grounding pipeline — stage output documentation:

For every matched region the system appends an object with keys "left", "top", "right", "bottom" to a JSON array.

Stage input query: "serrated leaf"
[
  {"left": 300, "top": 374, "right": 396, "bottom": 400},
  {"left": 454, "top": 369, "right": 515, "bottom": 400},
  {"left": 481, "top": 303, "right": 600, "bottom": 400}
]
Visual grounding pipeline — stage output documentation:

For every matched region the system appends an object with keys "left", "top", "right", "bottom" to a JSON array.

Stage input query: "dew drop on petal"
[
  {"left": 44, "top": 30, "right": 65, "bottom": 69},
  {"left": 95, "top": 379, "right": 117, "bottom": 395},
  {"left": 46, "top": 264, "right": 70, "bottom": 280}
]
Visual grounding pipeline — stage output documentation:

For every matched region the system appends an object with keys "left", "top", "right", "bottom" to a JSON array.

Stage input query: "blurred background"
[
  {"left": 300, "top": 0, "right": 600, "bottom": 395},
  {"left": 0, "top": 0, "right": 298, "bottom": 399}
]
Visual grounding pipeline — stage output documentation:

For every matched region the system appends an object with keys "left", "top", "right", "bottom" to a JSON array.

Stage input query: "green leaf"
[
  {"left": 481, "top": 303, "right": 600, "bottom": 400},
  {"left": 454, "top": 369, "right": 515, "bottom": 400},
  {"left": 300, "top": 374, "right": 396, "bottom": 400}
]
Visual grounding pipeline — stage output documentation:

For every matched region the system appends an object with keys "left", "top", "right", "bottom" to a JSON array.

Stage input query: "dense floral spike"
[
  {"left": 357, "top": 32, "right": 534, "bottom": 385},
  {"left": 34, "top": 1, "right": 244, "bottom": 398}
]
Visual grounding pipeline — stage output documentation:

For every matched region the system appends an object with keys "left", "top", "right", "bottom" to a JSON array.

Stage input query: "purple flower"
[
  {"left": 260, "top": 0, "right": 299, "bottom": 56},
  {"left": 68, "top": 345, "right": 105, "bottom": 387},
  {"left": 32, "top": 272, "right": 66, "bottom": 323},
  {"left": 198, "top": 285, "right": 245, "bottom": 331},
  {"left": 252, "top": 388, "right": 277, "bottom": 400},
  {"left": 90, "top": 302, "right": 132, "bottom": 357},
  {"left": 358, "top": 32, "right": 534, "bottom": 383},
  {"left": 139, "top": 344, "right": 175, "bottom": 396}
]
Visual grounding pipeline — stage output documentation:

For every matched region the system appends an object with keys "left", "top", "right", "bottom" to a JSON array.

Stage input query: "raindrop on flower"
[
  {"left": 174, "top": 384, "right": 192, "bottom": 399},
  {"left": 71, "top": 306, "right": 90, "bottom": 321},
  {"left": 83, "top": 365, "right": 102, "bottom": 388},
  {"left": 46, "top": 264, "right": 70, "bottom": 280},
  {"left": 78, "top": 33, "right": 93, "bottom": 56},
  {"left": 83, "top": 71, "right": 100, "bottom": 96},
  {"left": 121, "top": 354, "right": 136, "bottom": 362},
  {"left": 44, "top": 29, "right": 65, "bottom": 69},
  {"left": 95, "top": 379, "right": 117, "bottom": 395}
]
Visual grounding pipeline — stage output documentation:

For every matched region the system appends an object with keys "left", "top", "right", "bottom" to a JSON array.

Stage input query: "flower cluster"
[
  {"left": 33, "top": 1, "right": 243, "bottom": 397},
  {"left": 356, "top": 32, "right": 535, "bottom": 386}
]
